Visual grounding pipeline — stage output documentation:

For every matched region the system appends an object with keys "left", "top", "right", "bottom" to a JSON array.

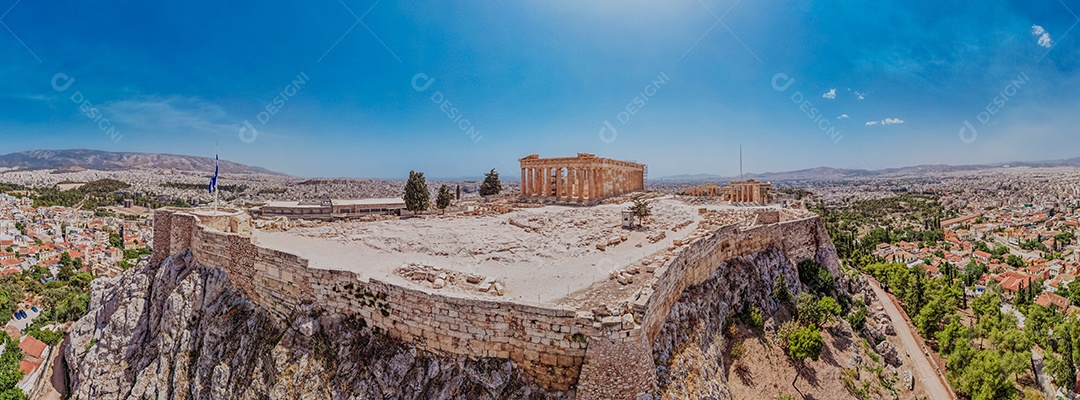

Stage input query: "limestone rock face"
[
  {"left": 875, "top": 341, "right": 902, "bottom": 368},
  {"left": 66, "top": 249, "right": 562, "bottom": 400},
  {"left": 652, "top": 247, "right": 803, "bottom": 400}
]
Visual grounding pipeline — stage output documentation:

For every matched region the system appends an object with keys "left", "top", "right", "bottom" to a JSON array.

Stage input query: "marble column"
[
  {"left": 587, "top": 169, "right": 595, "bottom": 200},
  {"left": 521, "top": 168, "right": 527, "bottom": 195},
  {"left": 528, "top": 168, "right": 534, "bottom": 196},
  {"left": 553, "top": 168, "right": 561, "bottom": 198},
  {"left": 542, "top": 167, "right": 549, "bottom": 197},
  {"left": 526, "top": 168, "right": 532, "bottom": 196},
  {"left": 578, "top": 167, "right": 587, "bottom": 201},
  {"left": 565, "top": 168, "right": 573, "bottom": 201},
  {"left": 532, "top": 168, "right": 539, "bottom": 196},
  {"left": 566, "top": 167, "right": 573, "bottom": 201},
  {"left": 573, "top": 168, "right": 581, "bottom": 201}
]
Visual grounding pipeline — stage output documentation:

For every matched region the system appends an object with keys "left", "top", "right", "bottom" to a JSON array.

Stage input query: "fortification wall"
[
  {"left": 150, "top": 208, "right": 835, "bottom": 398},
  {"left": 152, "top": 209, "right": 641, "bottom": 391},
  {"left": 573, "top": 216, "right": 835, "bottom": 399}
]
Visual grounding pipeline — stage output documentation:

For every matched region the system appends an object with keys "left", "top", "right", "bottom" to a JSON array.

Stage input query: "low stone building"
[
  {"left": 253, "top": 198, "right": 406, "bottom": 220},
  {"left": 683, "top": 179, "right": 772, "bottom": 204}
]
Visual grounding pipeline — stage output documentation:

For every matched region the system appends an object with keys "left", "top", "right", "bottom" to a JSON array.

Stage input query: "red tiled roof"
[
  {"left": 19, "top": 335, "right": 47, "bottom": 359},
  {"left": 1036, "top": 292, "right": 1071, "bottom": 310},
  {"left": 18, "top": 358, "right": 42, "bottom": 375}
]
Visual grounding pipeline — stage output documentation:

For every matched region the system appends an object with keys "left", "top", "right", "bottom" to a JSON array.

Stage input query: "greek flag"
[{"left": 208, "top": 154, "right": 218, "bottom": 193}]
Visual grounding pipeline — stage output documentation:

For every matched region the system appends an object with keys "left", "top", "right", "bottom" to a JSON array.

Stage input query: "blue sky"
[{"left": 0, "top": 0, "right": 1078, "bottom": 178}]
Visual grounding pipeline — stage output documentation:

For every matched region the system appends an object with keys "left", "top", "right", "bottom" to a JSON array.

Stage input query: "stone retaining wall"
[
  {"left": 151, "top": 209, "right": 639, "bottom": 391},
  {"left": 150, "top": 208, "right": 835, "bottom": 398}
]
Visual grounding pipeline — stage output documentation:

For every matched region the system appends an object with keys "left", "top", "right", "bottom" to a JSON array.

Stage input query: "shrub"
[
  {"left": 748, "top": 306, "right": 764, "bottom": 329},
  {"left": 730, "top": 342, "right": 746, "bottom": 359}
]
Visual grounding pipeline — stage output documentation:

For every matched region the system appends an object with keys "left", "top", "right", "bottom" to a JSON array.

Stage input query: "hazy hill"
[
  {"left": 0, "top": 149, "right": 282, "bottom": 175},
  {"left": 658, "top": 157, "right": 1080, "bottom": 182}
]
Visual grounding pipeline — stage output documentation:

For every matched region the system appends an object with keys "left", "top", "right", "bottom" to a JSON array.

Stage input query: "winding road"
[{"left": 866, "top": 277, "right": 954, "bottom": 400}]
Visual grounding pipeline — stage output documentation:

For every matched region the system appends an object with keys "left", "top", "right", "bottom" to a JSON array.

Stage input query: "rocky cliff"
[
  {"left": 66, "top": 211, "right": 844, "bottom": 399},
  {"left": 65, "top": 249, "right": 564, "bottom": 400}
]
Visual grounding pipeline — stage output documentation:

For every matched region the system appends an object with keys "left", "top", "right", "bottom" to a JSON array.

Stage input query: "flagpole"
[{"left": 214, "top": 146, "right": 219, "bottom": 214}]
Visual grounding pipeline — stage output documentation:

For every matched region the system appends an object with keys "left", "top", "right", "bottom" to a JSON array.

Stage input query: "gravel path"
[{"left": 868, "top": 277, "right": 954, "bottom": 400}]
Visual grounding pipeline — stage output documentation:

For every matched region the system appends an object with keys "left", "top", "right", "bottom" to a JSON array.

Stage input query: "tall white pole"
[{"left": 214, "top": 145, "right": 219, "bottom": 214}]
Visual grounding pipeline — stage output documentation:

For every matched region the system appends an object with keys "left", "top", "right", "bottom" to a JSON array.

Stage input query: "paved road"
[{"left": 867, "top": 278, "right": 953, "bottom": 400}]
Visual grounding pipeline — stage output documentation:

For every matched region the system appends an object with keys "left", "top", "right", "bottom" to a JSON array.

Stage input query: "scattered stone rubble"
[
  {"left": 596, "top": 234, "right": 628, "bottom": 251},
  {"left": 396, "top": 263, "right": 506, "bottom": 296},
  {"left": 608, "top": 256, "right": 664, "bottom": 286}
]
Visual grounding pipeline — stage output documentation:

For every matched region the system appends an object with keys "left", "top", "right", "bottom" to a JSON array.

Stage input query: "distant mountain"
[
  {"left": 654, "top": 173, "right": 725, "bottom": 181},
  {"left": 657, "top": 157, "right": 1080, "bottom": 182},
  {"left": 0, "top": 149, "right": 283, "bottom": 175}
]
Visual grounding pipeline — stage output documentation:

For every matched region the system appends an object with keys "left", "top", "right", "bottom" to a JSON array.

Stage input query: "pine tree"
[
  {"left": 403, "top": 170, "right": 430, "bottom": 215},
  {"left": 479, "top": 169, "right": 502, "bottom": 196},
  {"left": 436, "top": 185, "right": 453, "bottom": 213}
]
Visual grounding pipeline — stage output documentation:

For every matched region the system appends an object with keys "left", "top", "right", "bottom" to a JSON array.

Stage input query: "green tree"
[
  {"left": 1023, "top": 304, "right": 1060, "bottom": 349},
  {"left": 844, "top": 299, "right": 869, "bottom": 331},
  {"left": 971, "top": 290, "right": 1002, "bottom": 324},
  {"left": 108, "top": 232, "right": 123, "bottom": 249},
  {"left": 784, "top": 325, "right": 824, "bottom": 393},
  {"left": 773, "top": 275, "right": 793, "bottom": 303},
  {"left": 26, "top": 326, "right": 62, "bottom": 346},
  {"left": 797, "top": 260, "right": 835, "bottom": 295},
  {"left": 936, "top": 317, "right": 967, "bottom": 355},
  {"left": 403, "top": 170, "right": 430, "bottom": 215},
  {"left": 0, "top": 291, "right": 14, "bottom": 322},
  {"left": 479, "top": 169, "right": 502, "bottom": 196},
  {"left": 69, "top": 272, "right": 94, "bottom": 291},
  {"left": 435, "top": 184, "right": 453, "bottom": 213},
  {"left": 818, "top": 296, "right": 841, "bottom": 319},
  {"left": 956, "top": 350, "right": 1017, "bottom": 400},
  {"left": 0, "top": 332, "right": 24, "bottom": 399},
  {"left": 58, "top": 251, "right": 75, "bottom": 281},
  {"left": 627, "top": 197, "right": 652, "bottom": 227},
  {"left": 914, "top": 279, "right": 961, "bottom": 337}
]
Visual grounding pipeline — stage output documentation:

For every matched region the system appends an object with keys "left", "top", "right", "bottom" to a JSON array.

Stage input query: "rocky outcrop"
[
  {"left": 651, "top": 247, "right": 805, "bottom": 399},
  {"left": 65, "top": 249, "right": 564, "bottom": 400}
]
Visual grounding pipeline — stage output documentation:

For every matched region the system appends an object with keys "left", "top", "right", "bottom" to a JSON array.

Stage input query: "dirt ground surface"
[
  {"left": 254, "top": 198, "right": 777, "bottom": 307},
  {"left": 725, "top": 319, "right": 930, "bottom": 400}
]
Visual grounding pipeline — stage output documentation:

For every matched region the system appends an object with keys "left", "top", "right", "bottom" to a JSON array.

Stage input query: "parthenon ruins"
[{"left": 519, "top": 153, "right": 645, "bottom": 202}]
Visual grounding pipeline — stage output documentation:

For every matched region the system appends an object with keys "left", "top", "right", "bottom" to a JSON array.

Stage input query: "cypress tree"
[{"left": 404, "top": 170, "right": 430, "bottom": 215}]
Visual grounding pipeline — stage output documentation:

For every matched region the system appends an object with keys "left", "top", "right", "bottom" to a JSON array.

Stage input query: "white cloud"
[
  {"left": 1032, "top": 25, "right": 1053, "bottom": 48},
  {"left": 822, "top": 89, "right": 836, "bottom": 99},
  {"left": 854, "top": 91, "right": 866, "bottom": 100},
  {"left": 838, "top": 114, "right": 849, "bottom": 119},
  {"left": 865, "top": 117, "right": 904, "bottom": 126},
  {"left": 104, "top": 95, "right": 238, "bottom": 133}
]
